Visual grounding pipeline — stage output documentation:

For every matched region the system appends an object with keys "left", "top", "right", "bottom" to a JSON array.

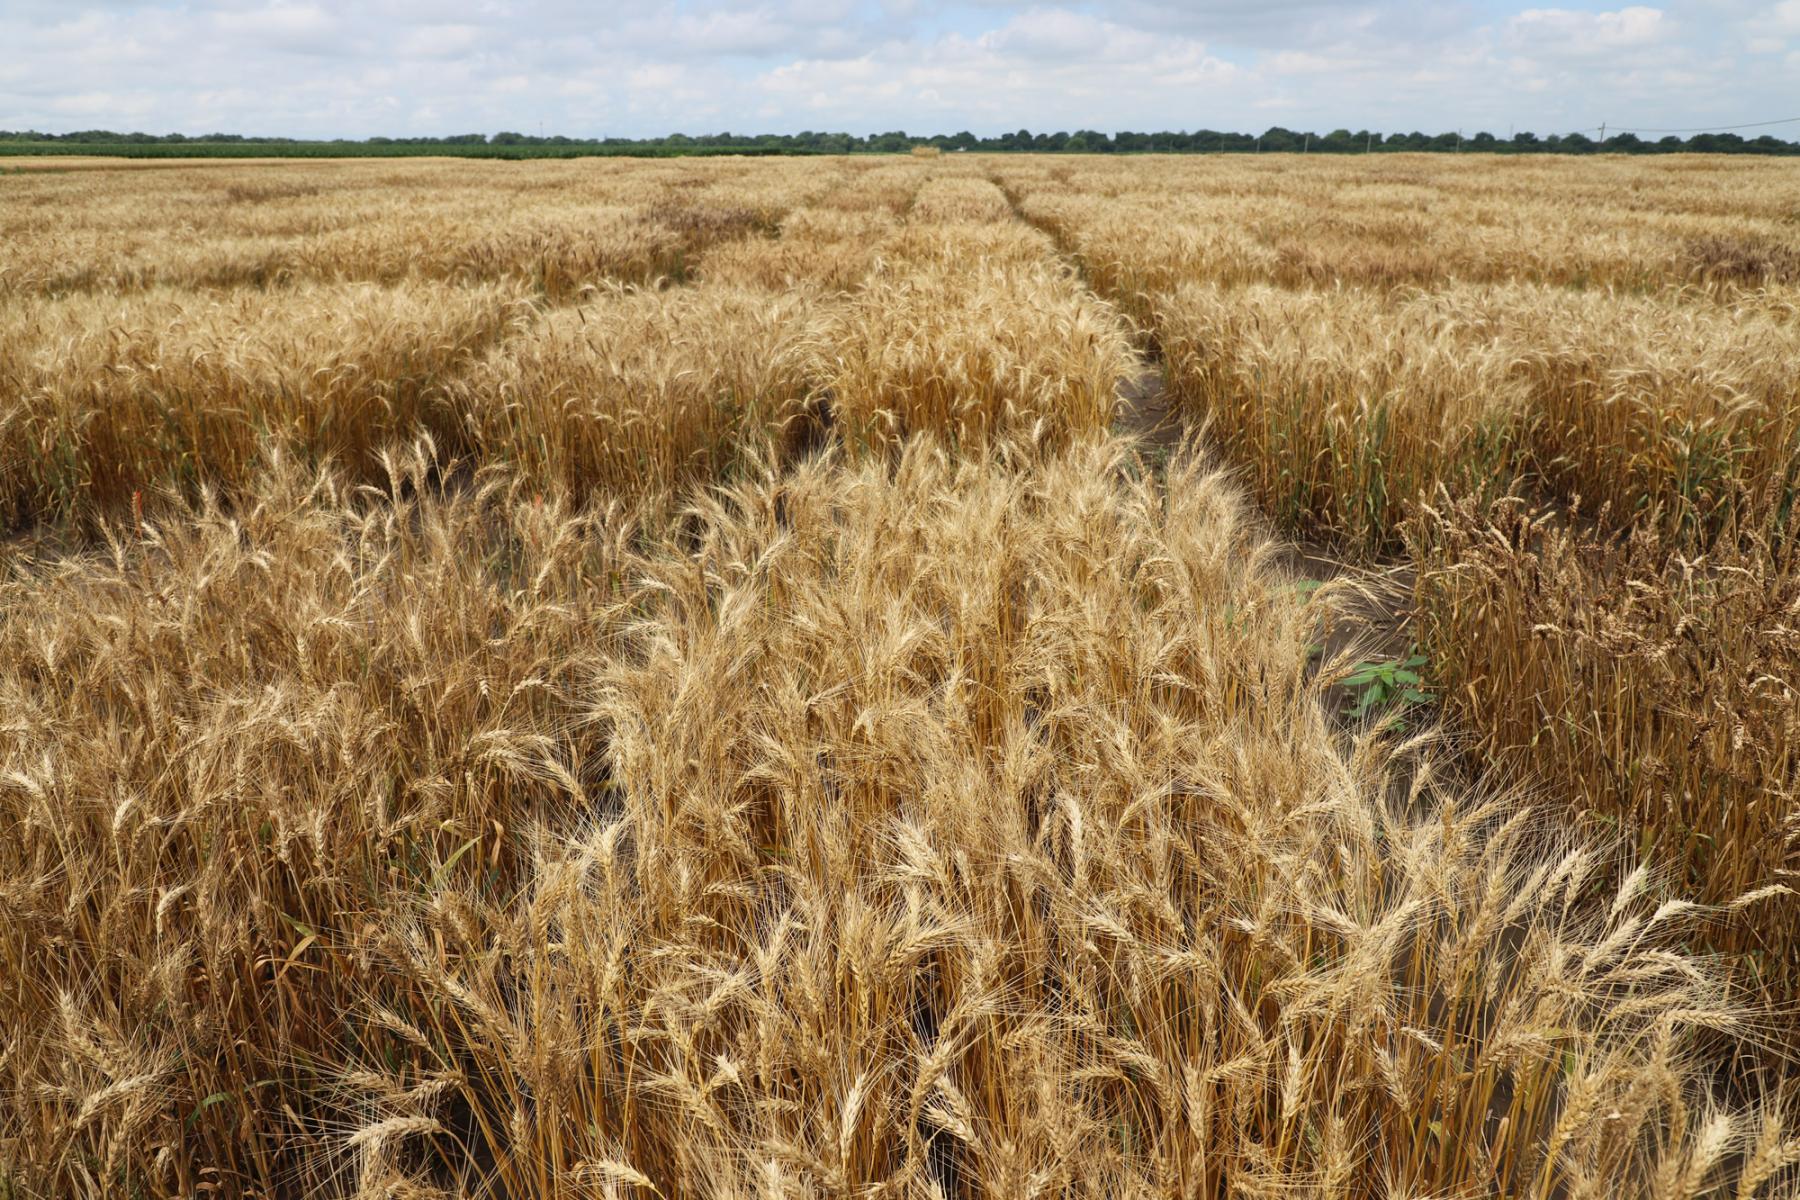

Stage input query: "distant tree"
[{"left": 9, "top": 121, "right": 1797, "bottom": 158}]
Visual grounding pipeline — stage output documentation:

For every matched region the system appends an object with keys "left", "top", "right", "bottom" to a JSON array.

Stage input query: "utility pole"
[
  {"left": 1366, "top": 131, "right": 1373, "bottom": 154},
  {"left": 1303, "top": 133, "right": 1311, "bottom": 153},
  {"left": 1599, "top": 121, "right": 1607, "bottom": 145}
]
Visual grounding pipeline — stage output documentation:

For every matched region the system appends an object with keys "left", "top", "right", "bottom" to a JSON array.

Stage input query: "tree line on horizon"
[{"left": 4, "top": 125, "right": 1798, "bottom": 156}]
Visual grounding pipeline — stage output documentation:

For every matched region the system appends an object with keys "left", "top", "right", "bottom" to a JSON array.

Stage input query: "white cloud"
[
  {"left": 212, "top": 2, "right": 345, "bottom": 52},
  {"left": 50, "top": 91, "right": 153, "bottom": 116},
  {"left": 1507, "top": 5, "right": 1670, "bottom": 50},
  {"left": 397, "top": 24, "right": 483, "bottom": 59},
  {"left": 981, "top": 10, "right": 1161, "bottom": 61}
]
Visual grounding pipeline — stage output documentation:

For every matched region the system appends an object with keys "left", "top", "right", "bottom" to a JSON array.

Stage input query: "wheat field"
[{"left": 3, "top": 153, "right": 1799, "bottom": 1199}]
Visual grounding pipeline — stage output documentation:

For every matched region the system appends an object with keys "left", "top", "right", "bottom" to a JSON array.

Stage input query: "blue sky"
[{"left": 3, "top": 1, "right": 1797, "bottom": 138}]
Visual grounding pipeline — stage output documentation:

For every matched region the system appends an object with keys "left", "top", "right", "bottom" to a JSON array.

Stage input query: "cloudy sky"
[{"left": 4, "top": 0, "right": 1797, "bottom": 139}]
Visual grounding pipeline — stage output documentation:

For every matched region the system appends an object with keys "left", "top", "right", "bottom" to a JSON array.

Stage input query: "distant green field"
[{"left": 0, "top": 141, "right": 829, "bottom": 160}]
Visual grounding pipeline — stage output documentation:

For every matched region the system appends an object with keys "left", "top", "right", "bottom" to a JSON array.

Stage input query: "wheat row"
[{"left": 990, "top": 154, "right": 1800, "bottom": 1005}]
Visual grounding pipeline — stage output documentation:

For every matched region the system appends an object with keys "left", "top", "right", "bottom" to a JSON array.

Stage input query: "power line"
[{"left": 1576, "top": 114, "right": 1800, "bottom": 135}]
